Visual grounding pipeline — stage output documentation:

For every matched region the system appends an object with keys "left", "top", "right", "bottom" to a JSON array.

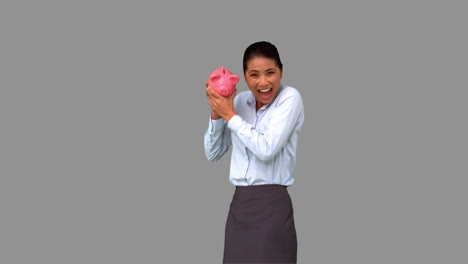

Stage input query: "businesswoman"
[{"left": 204, "top": 41, "right": 304, "bottom": 263}]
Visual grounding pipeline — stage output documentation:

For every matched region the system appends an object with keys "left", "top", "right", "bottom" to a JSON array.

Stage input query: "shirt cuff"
[
  {"left": 209, "top": 116, "right": 226, "bottom": 131},
  {"left": 227, "top": 115, "right": 243, "bottom": 132}
]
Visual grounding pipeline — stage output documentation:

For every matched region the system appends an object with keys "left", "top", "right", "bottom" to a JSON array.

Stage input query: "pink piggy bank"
[{"left": 207, "top": 65, "right": 239, "bottom": 97}]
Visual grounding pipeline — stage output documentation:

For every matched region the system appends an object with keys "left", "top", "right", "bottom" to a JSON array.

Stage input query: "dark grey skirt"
[{"left": 223, "top": 184, "right": 297, "bottom": 264}]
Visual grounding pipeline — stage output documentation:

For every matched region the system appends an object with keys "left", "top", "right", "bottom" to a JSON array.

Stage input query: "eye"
[
  {"left": 267, "top": 71, "right": 275, "bottom": 75},
  {"left": 250, "top": 73, "right": 258, "bottom": 77}
]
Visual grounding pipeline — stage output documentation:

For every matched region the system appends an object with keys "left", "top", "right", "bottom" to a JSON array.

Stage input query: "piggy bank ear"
[
  {"left": 229, "top": 75, "right": 239, "bottom": 83},
  {"left": 210, "top": 74, "right": 221, "bottom": 83}
]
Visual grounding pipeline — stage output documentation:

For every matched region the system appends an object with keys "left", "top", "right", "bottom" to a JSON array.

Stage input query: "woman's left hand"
[{"left": 206, "top": 85, "right": 237, "bottom": 122}]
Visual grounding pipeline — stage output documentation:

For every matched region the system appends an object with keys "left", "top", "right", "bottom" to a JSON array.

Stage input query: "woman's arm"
[
  {"left": 204, "top": 117, "right": 232, "bottom": 161},
  {"left": 228, "top": 89, "right": 303, "bottom": 161},
  {"left": 204, "top": 86, "right": 235, "bottom": 161}
]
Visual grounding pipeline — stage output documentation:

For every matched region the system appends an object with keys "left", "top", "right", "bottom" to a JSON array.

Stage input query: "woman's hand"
[{"left": 206, "top": 83, "right": 237, "bottom": 122}]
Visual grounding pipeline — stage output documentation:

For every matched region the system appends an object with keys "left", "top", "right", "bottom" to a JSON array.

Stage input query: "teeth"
[{"left": 259, "top": 88, "right": 271, "bottom": 93}]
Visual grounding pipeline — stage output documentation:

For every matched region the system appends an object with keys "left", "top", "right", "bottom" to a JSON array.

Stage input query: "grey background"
[{"left": 1, "top": 0, "right": 467, "bottom": 263}]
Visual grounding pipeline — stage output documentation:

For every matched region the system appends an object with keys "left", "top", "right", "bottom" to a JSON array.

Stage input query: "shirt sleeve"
[
  {"left": 227, "top": 90, "right": 303, "bottom": 161},
  {"left": 204, "top": 115, "right": 232, "bottom": 161}
]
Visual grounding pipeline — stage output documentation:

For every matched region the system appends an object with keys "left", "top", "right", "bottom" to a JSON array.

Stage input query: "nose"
[{"left": 258, "top": 76, "right": 268, "bottom": 87}]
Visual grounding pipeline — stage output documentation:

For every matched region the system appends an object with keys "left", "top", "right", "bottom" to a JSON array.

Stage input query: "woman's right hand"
[
  {"left": 206, "top": 86, "right": 237, "bottom": 122},
  {"left": 206, "top": 81, "right": 236, "bottom": 121},
  {"left": 206, "top": 81, "right": 222, "bottom": 120}
]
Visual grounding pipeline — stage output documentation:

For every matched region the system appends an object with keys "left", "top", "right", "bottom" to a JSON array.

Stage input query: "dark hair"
[{"left": 242, "top": 41, "right": 283, "bottom": 73}]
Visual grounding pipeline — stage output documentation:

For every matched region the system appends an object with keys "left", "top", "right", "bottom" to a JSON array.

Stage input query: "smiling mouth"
[{"left": 259, "top": 88, "right": 272, "bottom": 93}]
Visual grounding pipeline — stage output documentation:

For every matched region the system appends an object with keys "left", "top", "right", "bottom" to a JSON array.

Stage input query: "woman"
[{"left": 204, "top": 41, "right": 304, "bottom": 263}]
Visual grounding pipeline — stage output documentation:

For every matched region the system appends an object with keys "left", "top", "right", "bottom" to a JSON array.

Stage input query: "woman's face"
[{"left": 244, "top": 56, "right": 282, "bottom": 110}]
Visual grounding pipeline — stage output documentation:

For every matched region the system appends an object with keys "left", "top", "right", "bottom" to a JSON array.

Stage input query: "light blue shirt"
[{"left": 204, "top": 85, "right": 304, "bottom": 186}]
